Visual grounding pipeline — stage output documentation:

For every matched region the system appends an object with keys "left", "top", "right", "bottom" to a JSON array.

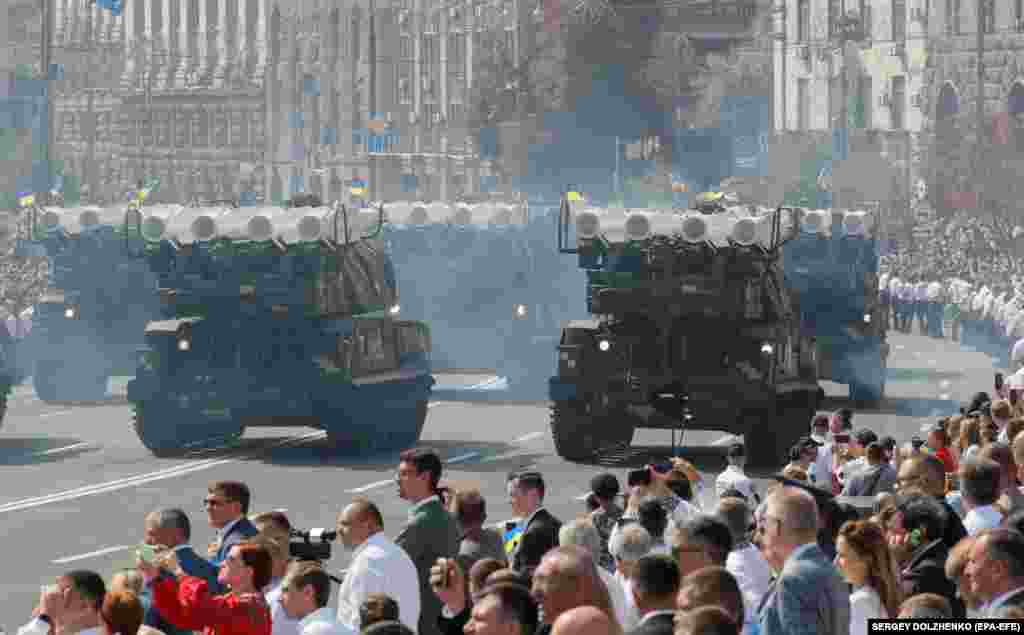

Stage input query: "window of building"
[
  {"left": 400, "top": 35, "right": 413, "bottom": 59},
  {"left": 504, "top": 28, "right": 515, "bottom": 58},
  {"left": 448, "top": 34, "right": 464, "bottom": 67},
  {"left": 797, "top": 78, "right": 810, "bottom": 130},
  {"left": 448, "top": 102, "right": 464, "bottom": 122},
  {"left": 798, "top": 0, "right": 810, "bottom": 41},
  {"left": 892, "top": 0, "right": 906, "bottom": 40},
  {"left": 859, "top": 0, "right": 872, "bottom": 39},
  {"left": 946, "top": 0, "right": 961, "bottom": 35},
  {"left": 422, "top": 34, "right": 438, "bottom": 65},
  {"left": 398, "top": 63, "right": 413, "bottom": 105},
  {"left": 829, "top": 0, "right": 842, "bottom": 37},
  {"left": 982, "top": 0, "right": 995, "bottom": 33},
  {"left": 891, "top": 76, "right": 906, "bottom": 129},
  {"left": 1017, "top": 0, "right": 1024, "bottom": 31}
]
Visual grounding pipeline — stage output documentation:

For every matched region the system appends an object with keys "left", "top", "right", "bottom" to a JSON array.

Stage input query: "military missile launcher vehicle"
[
  {"left": 781, "top": 208, "right": 888, "bottom": 404},
  {"left": 380, "top": 200, "right": 585, "bottom": 400},
  {"left": 549, "top": 193, "right": 823, "bottom": 466},
  {"left": 14, "top": 203, "right": 160, "bottom": 402},
  {"left": 126, "top": 201, "right": 432, "bottom": 456}
]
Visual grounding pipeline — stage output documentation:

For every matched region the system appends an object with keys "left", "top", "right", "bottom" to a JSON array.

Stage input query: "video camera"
[{"left": 289, "top": 528, "right": 337, "bottom": 562}]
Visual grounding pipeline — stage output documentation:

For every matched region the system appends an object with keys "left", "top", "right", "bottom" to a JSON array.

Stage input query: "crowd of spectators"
[{"left": 16, "top": 409, "right": 1024, "bottom": 635}]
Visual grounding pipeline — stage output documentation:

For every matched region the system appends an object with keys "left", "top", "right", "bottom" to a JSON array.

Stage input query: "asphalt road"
[{"left": 0, "top": 329, "right": 1000, "bottom": 622}]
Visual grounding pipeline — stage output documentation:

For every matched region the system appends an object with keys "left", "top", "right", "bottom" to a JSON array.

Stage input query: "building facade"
[
  {"left": 772, "top": 0, "right": 926, "bottom": 212},
  {"left": 920, "top": 1, "right": 1024, "bottom": 216}
]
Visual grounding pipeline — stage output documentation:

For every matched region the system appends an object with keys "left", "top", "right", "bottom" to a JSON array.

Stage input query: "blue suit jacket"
[
  {"left": 175, "top": 518, "right": 259, "bottom": 595},
  {"left": 212, "top": 516, "right": 259, "bottom": 565},
  {"left": 758, "top": 543, "right": 851, "bottom": 635}
]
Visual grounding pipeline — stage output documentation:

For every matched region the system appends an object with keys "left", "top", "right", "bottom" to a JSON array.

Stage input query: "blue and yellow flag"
[
  {"left": 502, "top": 522, "right": 523, "bottom": 556},
  {"left": 17, "top": 192, "right": 35, "bottom": 207}
]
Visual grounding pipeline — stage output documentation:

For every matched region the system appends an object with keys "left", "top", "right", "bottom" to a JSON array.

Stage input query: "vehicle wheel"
[
  {"left": 324, "top": 388, "right": 428, "bottom": 454},
  {"left": 33, "top": 360, "right": 107, "bottom": 403},
  {"left": 550, "top": 397, "right": 636, "bottom": 463},
  {"left": 0, "top": 386, "right": 8, "bottom": 429},
  {"left": 132, "top": 392, "right": 242, "bottom": 457}
]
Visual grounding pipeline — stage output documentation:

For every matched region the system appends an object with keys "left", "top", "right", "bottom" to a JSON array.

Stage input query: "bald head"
[
  {"left": 766, "top": 487, "right": 819, "bottom": 540},
  {"left": 345, "top": 497, "right": 384, "bottom": 529},
  {"left": 533, "top": 546, "right": 614, "bottom": 625},
  {"left": 550, "top": 606, "right": 618, "bottom": 635}
]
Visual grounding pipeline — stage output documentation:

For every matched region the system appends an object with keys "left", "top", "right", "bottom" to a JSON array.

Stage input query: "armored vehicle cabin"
[
  {"left": 126, "top": 202, "right": 433, "bottom": 456},
  {"left": 549, "top": 194, "right": 822, "bottom": 466}
]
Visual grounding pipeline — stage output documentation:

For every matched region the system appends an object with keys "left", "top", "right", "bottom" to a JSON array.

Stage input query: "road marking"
[
  {"left": 513, "top": 431, "right": 544, "bottom": 443},
  {"left": 346, "top": 479, "right": 394, "bottom": 494},
  {"left": 713, "top": 434, "right": 742, "bottom": 446},
  {"left": 52, "top": 544, "right": 134, "bottom": 565},
  {"left": 347, "top": 450, "right": 483, "bottom": 492},
  {"left": 39, "top": 409, "right": 74, "bottom": 419},
  {"left": 575, "top": 492, "right": 592, "bottom": 501},
  {"left": 36, "top": 442, "right": 93, "bottom": 456},
  {"left": 0, "top": 430, "right": 324, "bottom": 515}
]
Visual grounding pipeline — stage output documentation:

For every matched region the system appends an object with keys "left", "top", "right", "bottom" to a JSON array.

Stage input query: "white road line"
[
  {"left": 347, "top": 450, "right": 483, "bottom": 492},
  {"left": 713, "top": 434, "right": 742, "bottom": 446},
  {"left": 36, "top": 442, "right": 93, "bottom": 456},
  {"left": 0, "top": 430, "right": 324, "bottom": 515},
  {"left": 52, "top": 544, "right": 134, "bottom": 565},
  {"left": 513, "top": 431, "right": 544, "bottom": 443},
  {"left": 346, "top": 479, "right": 394, "bottom": 494},
  {"left": 39, "top": 409, "right": 74, "bottom": 419},
  {"left": 575, "top": 492, "right": 592, "bottom": 501}
]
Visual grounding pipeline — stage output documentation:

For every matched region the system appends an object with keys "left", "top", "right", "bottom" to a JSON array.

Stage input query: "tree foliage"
[{"left": 0, "top": 215, "right": 48, "bottom": 324}]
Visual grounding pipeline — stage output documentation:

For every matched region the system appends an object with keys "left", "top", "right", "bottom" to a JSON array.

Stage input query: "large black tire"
[
  {"left": 550, "top": 397, "right": 636, "bottom": 463},
  {"left": 0, "top": 387, "right": 8, "bottom": 430},
  {"left": 745, "top": 396, "right": 815, "bottom": 469},
  {"left": 132, "top": 393, "right": 245, "bottom": 457},
  {"left": 33, "top": 360, "right": 108, "bottom": 403},
  {"left": 325, "top": 397, "right": 428, "bottom": 454}
]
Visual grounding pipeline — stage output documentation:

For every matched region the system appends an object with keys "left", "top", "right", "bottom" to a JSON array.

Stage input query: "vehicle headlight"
[
  {"left": 388, "top": 304, "right": 401, "bottom": 315},
  {"left": 177, "top": 338, "right": 191, "bottom": 352},
  {"left": 514, "top": 304, "right": 528, "bottom": 319},
  {"left": 760, "top": 343, "right": 774, "bottom": 355},
  {"left": 598, "top": 339, "right": 611, "bottom": 352},
  {"left": 863, "top": 313, "right": 872, "bottom": 324},
  {"left": 63, "top": 306, "right": 77, "bottom": 319}
]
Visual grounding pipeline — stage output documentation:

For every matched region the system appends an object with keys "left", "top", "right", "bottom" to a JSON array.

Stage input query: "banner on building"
[{"left": 96, "top": 0, "right": 122, "bottom": 16}]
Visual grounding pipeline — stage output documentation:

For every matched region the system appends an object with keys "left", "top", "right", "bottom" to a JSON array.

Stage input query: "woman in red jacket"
[{"left": 137, "top": 542, "right": 272, "bottom": 635}]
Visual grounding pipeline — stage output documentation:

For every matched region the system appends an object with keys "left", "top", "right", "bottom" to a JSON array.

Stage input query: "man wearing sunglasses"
[{"left": 204, "top": 481, "right": 259, "bottom": 568}]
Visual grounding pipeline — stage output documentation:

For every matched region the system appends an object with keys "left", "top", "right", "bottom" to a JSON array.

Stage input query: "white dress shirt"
[
  {"left": 964, "top": 504, "right": 1003, "bottom": 535},
  {"left": 726, "top": 543, "right": 773, "bottom": 630},
  {"left": 614, "top": 570, "right": 640, "bottom": 631},
  {"left": 598, "top": 565, "right": 634, "bottom": 629},
  {"left": 336, "top": 531, "right": 421, "bottom": 632},
  {"left": 18, "top": 621, "right": 100, "bottom": 635},
  {"left": 716, "top": 465, "right": 756, "bottom": 502},
  {"left": 300, "top": 607, "right": 355, "bottom": 635},
  {"left": 850, "top": 587, "right": 887, "bottom": 635},
  {"left": 811, "top": 443, "right": 834, "bottom": 488},
  {"left": 266, "top": 577, "right": 302, "bottom": 635}
]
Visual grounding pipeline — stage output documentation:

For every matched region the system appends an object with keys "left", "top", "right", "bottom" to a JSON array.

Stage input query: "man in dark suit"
[
  {"left": 140, "top": 507, "right": 208, "bottom": 635},
  {"left": 896, "top": 454, "right": 967, "bottom": 549},
  {"left": 508, "top": 471, "right": 562, "bottom": 576},
  {"left": 204, "top": 480, "right": 259, "bottom": 566},
  {"left": 627, "top": 556, "right": 679, "bottom": 635},
  {"left": 395, "top": 448, "right": 460, "bottom": 635},
  {"left": 966, "top": 528, "right": 1024, "bottom": 617},
  {"left": 757, "top": 487, "right": 850, "bottom": 635}
]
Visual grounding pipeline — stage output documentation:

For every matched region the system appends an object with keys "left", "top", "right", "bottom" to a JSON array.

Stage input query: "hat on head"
[{"left": 770, "top": 475, "right": 836, "bottom": 505}]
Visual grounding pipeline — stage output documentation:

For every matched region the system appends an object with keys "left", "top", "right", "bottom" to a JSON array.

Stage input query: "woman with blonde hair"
[{"left": 835, "top": 520, "right": 903, "bottom": 635}]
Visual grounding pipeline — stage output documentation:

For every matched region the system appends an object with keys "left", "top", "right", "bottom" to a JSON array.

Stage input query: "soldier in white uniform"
[{"left": 926, "top": 279, "right": 944, "bottom": 337}]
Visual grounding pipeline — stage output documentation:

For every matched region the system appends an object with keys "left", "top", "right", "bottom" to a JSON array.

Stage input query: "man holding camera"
[
  {"left": 335, "top": 497, "right": 421, "bottom": 633},
  {"left": 18, "top": 571, "right": 106, "bottom": 635}
]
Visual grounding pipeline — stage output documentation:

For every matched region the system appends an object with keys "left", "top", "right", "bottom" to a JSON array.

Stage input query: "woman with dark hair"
[
  {"left": 137, "top": 543, "right": 272, "bottom": 635},
  {"left": 836, "top": 520, "right": 903, "bottom": 635},
  {"left": 101, "top": 591, "right": 145, "bottom": 635}
]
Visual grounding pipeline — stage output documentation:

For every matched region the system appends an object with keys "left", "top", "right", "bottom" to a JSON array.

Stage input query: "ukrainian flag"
[
  {"left": 502, "top": 522, "right": 523, "bottom": 556},
  {"left": 17, "top": 192, "right": 35, "bottom": 207},
  {"left": 566, "top": 190, "right": 583, "bottom": 202},
  {"left": 349, "top": 178, "right": 367, "bottom": 197}
]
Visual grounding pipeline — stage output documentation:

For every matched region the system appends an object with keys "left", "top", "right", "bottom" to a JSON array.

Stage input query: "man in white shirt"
[
  {"left": 837, "top": 428, "right": 877, "bottom": 488},
  {"left": 279, "top": 562, "right": 355, "bottom": 635},
  {"left": 335, "top": 497, "right": 421, "bottom": 632},
  {"left": 19, "top": 571, "right": 106, "bottom": 635},
  {"left": 961, "top": 459, "right": 1005, "bottom": 535},
  {"left": 716, "top": 443, "right": 757, "bottom": 504},
  {"left": 557, "top": 517, "right": 634, "bottom": 629},
  {"left": 717, "top": 497, "right": 771, "bottom": 634}
]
